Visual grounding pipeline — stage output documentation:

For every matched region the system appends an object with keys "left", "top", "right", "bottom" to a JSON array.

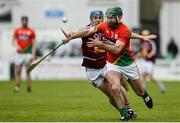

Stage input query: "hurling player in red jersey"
[
  {"left": 67, "top": 10, "right": 137, "bottom": 121},
  {"left": 63, "top": 7, "right": 157, "bottom": 120},
  {"left": 140, "top": 30, "right": 166, "bottom": 93},
  {"left": 13, "top": 16, "right": 36, "bottom": 92}
]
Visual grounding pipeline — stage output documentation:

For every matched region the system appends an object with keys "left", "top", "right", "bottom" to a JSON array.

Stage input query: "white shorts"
[
  {"left": 15, "top": 53, "right": 33, "bottom": 66},
  {"left": 141, "top": 60, "right": 155, "bottom": 74},
  {"left": 105, "top": 62, "right": 140, "bottom": 80},
  {"left": 85, "top": 66, "right": 107, "bottom": 87}
]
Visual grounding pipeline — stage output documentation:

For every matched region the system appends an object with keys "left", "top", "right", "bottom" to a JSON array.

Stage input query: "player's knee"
[
  {"left": 15, "top": 70, "right": 21, "bottom": 75},
  {"left": 111, "top": 84, "right": 121, "bottom": 94}
]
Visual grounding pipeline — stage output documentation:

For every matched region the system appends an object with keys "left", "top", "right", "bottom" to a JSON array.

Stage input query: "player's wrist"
[{"left": 99, "top": 42, "right": 104, "bottom": 48}]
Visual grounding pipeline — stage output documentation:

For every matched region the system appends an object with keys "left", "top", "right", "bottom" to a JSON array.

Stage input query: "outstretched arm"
[
  {"left": 63, "top": 27, "right": 97, "bottom": 44},
  {"left": 131, "top": 32, "right": 157, "bottom": 41}
]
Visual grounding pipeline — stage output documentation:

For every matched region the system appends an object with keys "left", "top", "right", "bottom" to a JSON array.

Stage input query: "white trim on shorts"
[
  {"left": 105, "top": 62, "right": 140, "bottom": 80},
  {"left": 85, "top": 66, "right": 107, "bottom": 88}
]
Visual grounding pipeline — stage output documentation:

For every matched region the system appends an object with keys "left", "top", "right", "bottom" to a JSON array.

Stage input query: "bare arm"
[
  {"left": 63, "top": 27, "right": 97, "bottom": 44},
  {"left": 131, "top": 32, "right": 157, "bottom": 41},
  {"left": 88, "top": 38, "right": 125, "bottom": 54},
  {"left": 148, "top": 41, "right": 156, "bottom": 58},
  {"left": 31, "top": 38, "right": 36, "bottom": 59}
]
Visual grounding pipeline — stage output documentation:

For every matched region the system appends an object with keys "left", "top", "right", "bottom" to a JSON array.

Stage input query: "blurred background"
[{"left": 0, "top": 0, "right": 180, "bottom": 81}]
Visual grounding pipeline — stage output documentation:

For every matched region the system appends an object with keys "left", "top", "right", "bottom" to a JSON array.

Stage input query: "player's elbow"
[
  {"left": 113, "top": 46, "right": 122, "bottom": 54},
  {"left": 112, "top": 49, "right": 121, "bottom": 54}
]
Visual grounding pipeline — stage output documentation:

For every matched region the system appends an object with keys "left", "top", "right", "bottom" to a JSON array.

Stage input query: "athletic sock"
[
  {"left": 143, "top": 91, "right": 148, "bottom": 99},
  {"left": 27, "top": 87, "right": 31, "bottom": 92},
  {"left": 125, "top": 104, "right": 132, "bottom": 110},
  {"left": 119, "top": 107, "right": 129, "bottom": 117},
  {"left": 143, "top": 91, "right": 153, "bottom": 108}
]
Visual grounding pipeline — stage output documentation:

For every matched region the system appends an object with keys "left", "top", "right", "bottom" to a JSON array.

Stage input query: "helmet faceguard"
[
  {"left": 90, "top": 10, "right": 104, "bottom": 20},
  {"left": 106, "top": 6, "right": 123, "bottom": 29},
  {"left": 90, "top": 10, "right": 104, "bottom": 26}
]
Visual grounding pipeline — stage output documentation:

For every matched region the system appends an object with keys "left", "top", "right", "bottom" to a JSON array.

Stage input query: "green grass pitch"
[{"left": 0, "top": 80, "right": 180, "bottom": 122}]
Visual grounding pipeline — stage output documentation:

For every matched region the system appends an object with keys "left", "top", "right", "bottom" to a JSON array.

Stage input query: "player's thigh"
[
  {"left": 99, "top": 80, "right": 113, "bottom": 98},
  {"left": 105, "top": 70, "right": 122, "bottom": 88},
  {"left": 105, "top": 62, "right": 122, "bottom": 86}
]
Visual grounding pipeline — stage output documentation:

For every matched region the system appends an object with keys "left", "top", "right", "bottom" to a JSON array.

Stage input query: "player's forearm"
[
  {"left": 32, "top": 40, "right": 36, "bottom": 57},
  {"left": 131, "top": 32, "right": 144, "bottom": 40},
  {"left": 99, "top": 43, "right": 121, "bottom": 54},
  {"left": 13, "top": 40, "right": 19, "bottom": 49},
  {"left": 69, "top": 29, "right": 90, "bottom": 39}
]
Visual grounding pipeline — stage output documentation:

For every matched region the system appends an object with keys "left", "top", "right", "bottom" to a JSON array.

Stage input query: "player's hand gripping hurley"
[{"left": 27, "top": 28, "right": 68, "bottom": 73}]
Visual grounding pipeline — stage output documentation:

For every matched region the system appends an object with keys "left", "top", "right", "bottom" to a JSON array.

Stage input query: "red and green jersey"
[
  {"left": 95, "top": 22, "right": 135, "bottom": 66},
  {"left": 14, "top": 27, "right": 35, "bottom": 53}
]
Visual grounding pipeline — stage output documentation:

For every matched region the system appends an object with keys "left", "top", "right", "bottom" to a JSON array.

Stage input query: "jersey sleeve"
[{"left": 118, "top": 27, "right": 131, "bottom": 44}]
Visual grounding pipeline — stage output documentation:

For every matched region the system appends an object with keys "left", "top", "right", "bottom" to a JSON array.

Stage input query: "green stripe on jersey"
[
  {"left": 24, "top": 44, "right": 32, "bottom": 54},
  {"left": 116, "top": 49, "right": 134, "bottom": 66}
]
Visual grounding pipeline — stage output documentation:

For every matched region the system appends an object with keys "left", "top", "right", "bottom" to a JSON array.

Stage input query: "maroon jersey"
[
  {"left": 140, "top": 41, "right": 156, "bottom": 63},
  {"left": 81, "top": 24, "right": 107, "bottom": 69}
]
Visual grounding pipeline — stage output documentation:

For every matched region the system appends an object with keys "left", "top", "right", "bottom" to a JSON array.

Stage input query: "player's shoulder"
[
  {"left": 118, "top": 22, "right": 131, "bottom": 34},
  {"left": 120, "top": 22, "right": 131, "bottom": 31}
]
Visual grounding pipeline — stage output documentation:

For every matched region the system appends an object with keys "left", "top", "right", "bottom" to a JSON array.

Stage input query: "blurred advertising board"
[
  {"left": 0, "top": 60, "right": 10, "bottom": 80},
  {"left": 29, "top": 58, "right": 86, "bottom": 80}
]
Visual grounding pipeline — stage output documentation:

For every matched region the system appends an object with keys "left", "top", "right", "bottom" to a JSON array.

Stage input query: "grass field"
[{"left": 0, "top": 80, "right": 180, "bottom": 122}]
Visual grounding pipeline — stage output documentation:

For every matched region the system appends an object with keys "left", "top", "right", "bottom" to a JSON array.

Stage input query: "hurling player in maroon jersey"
[{"left": 140, "top": 30, "right": 166, "bottom": 93}]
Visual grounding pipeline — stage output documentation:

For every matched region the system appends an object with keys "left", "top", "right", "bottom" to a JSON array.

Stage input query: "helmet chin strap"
[{"left": 116, "top": 16, "right": 121, "bottom": 23}]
